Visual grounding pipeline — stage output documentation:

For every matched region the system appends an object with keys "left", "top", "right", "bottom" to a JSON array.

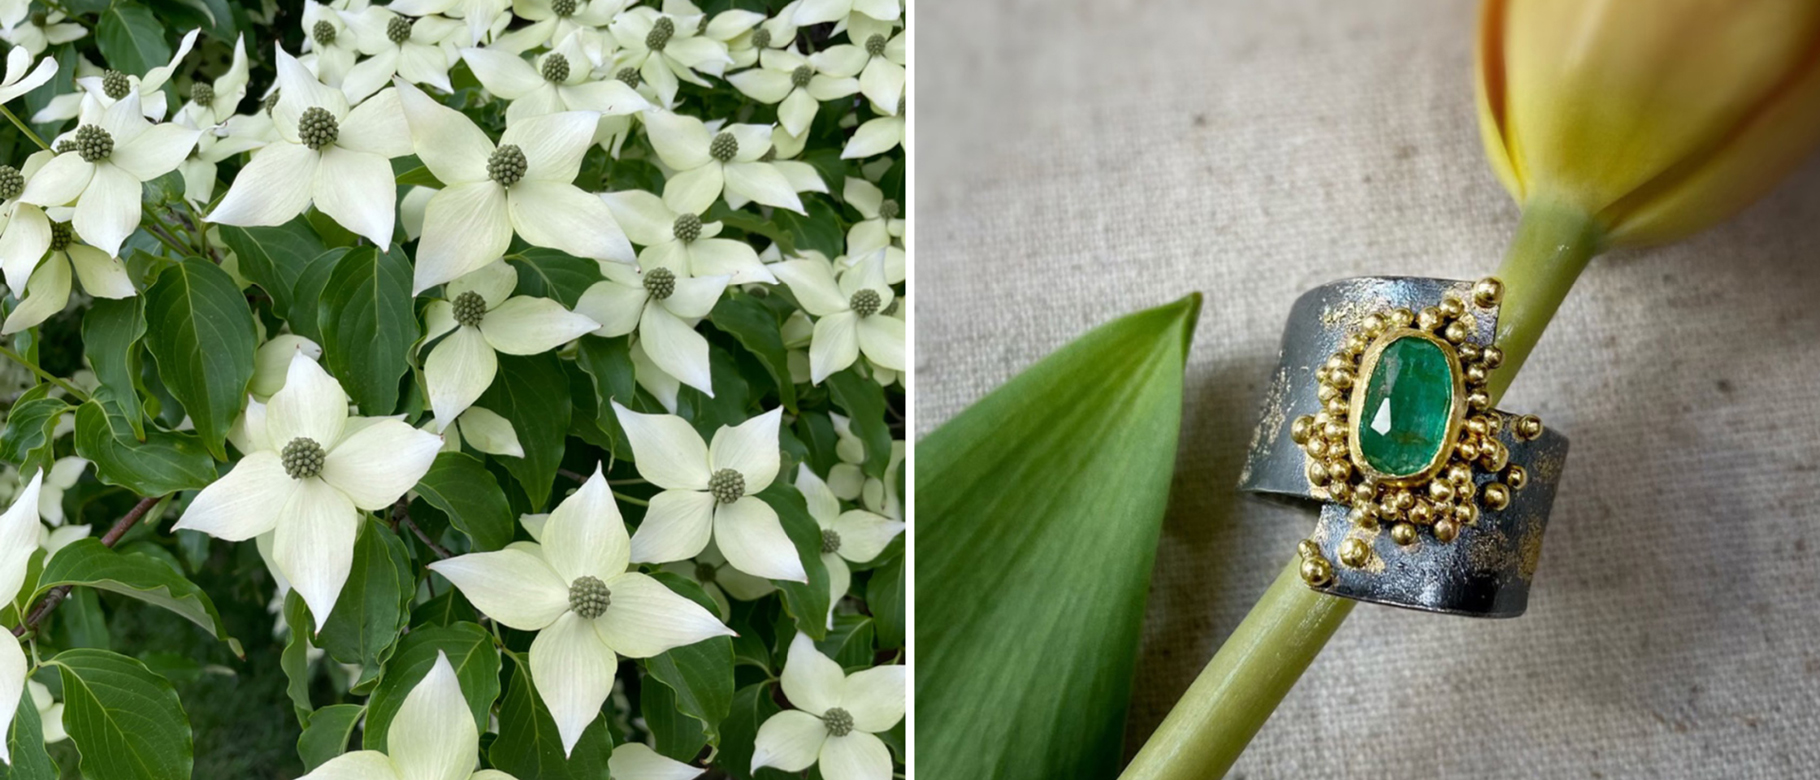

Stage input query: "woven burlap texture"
[{"left": 914, "top": 1, "right": 1820, "bottom": 777}]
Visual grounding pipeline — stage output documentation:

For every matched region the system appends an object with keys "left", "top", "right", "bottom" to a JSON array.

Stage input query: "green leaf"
[
  {"left": 83, "top": 297, "right": 148, "bottom": 440},
  {"left": 49, "top": 648, "right": 194, "bottom": 780},
  {"left": 96, "top": 3, "right": 173, "bottom": 77},
  {"left": 717, "top": 682, "right": 793, "bottom": 780},
  {"left": 817, "top": 613, "right": 875, "bottom": 669},
  {"left": 410, "top": 587, "right": 476, "bottom": 627},
  {"left": 479, "top": 352, "right": 570, "bottom": 508},
  {"left": 2, "top": 690, "right": 57, "bottom": 780},
  {"left": 867, "top": 555, "right": 905, "bottom": 649},
  {"left": 414, "top": 452, "right": 514, "bottom": 551},
  {"left": 287, "top": 247, "right": 352, "bottom": 343},
  {"left": 508, "top": 248, "right": 600, "bottom": 308},
  {"left": 489, "top": 657, "right": 614, "bottom": 779},
  {"left": 710, "top": 291, "right": 797, "bottom": 412},
  {"left": 216, "top": 220, "right": 328, "bottom": 320},
  {"left": 315, "top": 520, "right": 413, "bottom": 693},
  {"left": 361, "top": 622, "right": 499, "bottom": 753},
  {"left": 280, "top": 592, "right": 315, "bottom": 725},
  {"left": 916, "top": 295, "right": 1201, "bottom": 780},
  {"left": 296, "top": 704, "right": 364, "bottom": 772},
  {"left": 36, "top": 538, "right": 243, "bottom": 657},
  {"left": 640, "top": 669, "right": 706, "bottom": 761},
  {"left": 73, "top": 402, "right": 218, "bottom": 496},
  {"left": 573, "top": 335, "right": 636, "bottom": 457},
  {"left": 769, "top": 196, "right": 846, "bottom": 258},
  {"left": 319, "top": 245, "right": 419, "bottom": 415},
  {"left": 143, "top": 259, "right": 257, "bottom": 459},
  {"left": 643, "top": 574, "right": 734, "bottom": 748},
  {"left": 826, "top": 370, "right": 892, "bottom": 478},
  {"left": 52, "top": 586, "right": 109, "bottom": 650},
  {"left": 0, "top": 385, "right": 70, "bottom": 474},
  {"left": 759, "top": 483, "right": 832, "bottom": 640}
]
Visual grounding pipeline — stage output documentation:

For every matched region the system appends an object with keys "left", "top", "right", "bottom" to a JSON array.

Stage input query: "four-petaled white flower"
[
  {"left": 301, "top": 1, "right": 362, "bottom": 88},
  {"left": 396, "top": 79, "right": 634, "bottom": 293},
  {"left": 422, "top": 261, "right": 599, "bottom": 425},
  {"left": 792, "top": 0, "right": 900, "bottom": 30},
  {"left": 663, "top": 0, "right": 764, "bottom": 69},
  {"left": 462, "top": 33, "right": 650, "bottom": 125},
  {"left": 389, "top": 0, "right": 515, "bottom": 47},
  {"left": 340, "top": 6, "right": 466, "bottom": 102},
  {"left": 608, "top": 7, "right": 731, "bottom": 108},
  {"left": 751, "top": 632, "right": 905, "bottom": 780},
  {"left": 613, "top": 403, "right": 807, "bottom": 582},
  {"left": 492, "top": 0, "right": 621, "bottom": 58},
  {"left": 576, "top": 255, "right": 727, "bottom": 396},
  {"left": 3, "top": 207, "right": 138, "bottom": 335},
  {"left": 644, "top": 109, "right": 803, "bottom": 215},
  {"left": 727, "top": 47, "right": 860, "bottom": 138},
  {"left": 833, "top": 16, "right": 903, "bottom": 116},
  {"left": 841, "top": 176, "right": 902, "bottom": 260},
  {"left": 18, "top": 91, "right": 199, "bottom": 258},
  {"left": 298, "top": 651, "right": 521, "bottom": 780},
  {"left": 769, "top": 252, "right": 904, "bottom": 383},
  {"left": 208, "top": 46, "right": 412, "bottom": 246},
  {"left": 429, "top": 466, "right": 734, "bottom": 755},
  {"left": 795, "top": 464, "right": 903, "bottom": 627},
  {"left": 173, "top": 353, "right": 444, "bottom": 622},
  {"left": 177, "top": 34, "right": 251, "bottom": 128},
  {"left": 36, "top": 28, "right": 199, "bottom": 123},
  {"left": 600, "top": 189, "right": 775, "bottom": 284},
  {"left": 0, "top": 46, "right": 57, "bottom": 105},
  {"left": 0, "top": 2, "right": 84, "bottom": 56},
  {"left": 0, "top": 470, "right": 44, "bottom": 765}
]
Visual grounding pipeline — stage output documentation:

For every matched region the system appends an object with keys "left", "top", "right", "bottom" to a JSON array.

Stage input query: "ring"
[{"left": 1238, "top": 276, "right": 1569, "bottom": 617}]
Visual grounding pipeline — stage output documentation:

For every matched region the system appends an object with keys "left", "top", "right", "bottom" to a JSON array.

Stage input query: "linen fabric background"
[{"left": 914, "top": 0, "right": 1820, "bottom": 777}]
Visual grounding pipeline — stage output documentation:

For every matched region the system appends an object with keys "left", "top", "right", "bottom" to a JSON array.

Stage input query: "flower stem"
[
  {"left": 0, "top": 344, "right": 90, "bottom": 401},
  {"left": 12, "top": 495, "right": 161, "bottom": 638},
  {"left": 1119, "top": 203, "right": 1604, "bottom": 779},
  {"left": 1, "top": 106, "right": 49, "bottom": 151}
]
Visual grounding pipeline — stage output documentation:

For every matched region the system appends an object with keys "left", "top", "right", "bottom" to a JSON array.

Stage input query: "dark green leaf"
[
  {"left": 287, "top": 247, "right": 351, "bottom": 343},
  {"left": 817, "top": 614, "right": 874, "bottom": 669},
  {"left": 410, "top": 587, "right": 476, "bottom": 627},
  {"left": 96, "top": 3, "right": 173, "bottom": 78},
  {"left": 216, "top": 220, "right": 328, "bottom": 320},
  {"left": 51, "top": 586, "right": 109, "bottom": 650},
  {"left": 478, "top": 352, "right": 570, "bottom": 508},
  {"left": 2, "top": 689, "right": 57, "bottom": 780},
  {"left": 315, "top": 520, "right": 413, "bottom": 693},
  {"left": 489, "top": 657, "right": 614, "bottom": 779},
  {"left": 710, "top": 291, "right": 797, "bottom": 412},
  {"left": 508, "top": 248, "right": 600, "bottom": 308},
  {"left": 143, "top": 259, "right": 257, "bottom": 459},
  {"left": 0, "top": 385, "right": 70, "bottom": 474},
  {"left": 573, "top": 335, "right": 636, "bottom": 457},
  {"left": 280, "top": 592, "right": 315, "bottom": 725},
  {"left": 83, "top": 297, "right": 148, "bottom": 440},
  {"left": 296, "top": 704, "right": 364, "bottom": 772},
  {"left": 73, "top": 402, "right": 218, "bottom": 496},
  {"left": 414, "top": 452, "right": 514, "bottom": 551},
  {"left": 867, "top": 555, "right": 905, "bottom": 649},
  {"left": 643, "top": 574, "right": 734, "bottom": 748},
  {"left": 826, "top": 371, "right": 892, "bottom": 479},
  {"left": 37, "top": 538, "right": 243, "bottom": 657},
  {"left": 759, "top": 483, "right": 832, "bottom": 640},
  {"left": 50, "top": 648, "right": 194, "bottom": 780},
  {"left": 917, "top": 295, "right": 1201, "bottom": 780},
  {"left": 717, "top": 682, "right": 794, "bottom": 780},
  {"left": 319, "top": 245, "right": 418, "bottom": 415},
  {"left": 362, "top": 622, "right": 499, "bottom": 753},
  {"left": 640, "top": 669, "right": 707, "bottom": 761},
  {"left": 768, "top": 196, "right": 845, "bottom": 258}
]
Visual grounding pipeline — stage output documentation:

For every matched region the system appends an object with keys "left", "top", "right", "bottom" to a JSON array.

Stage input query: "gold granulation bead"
[
  {"left": 1300, "top": 556, "right": 1334, "bottom": 587},
  {"left": 1327, "top": 482, "right": 1352, "bottom": 503},
  {"left": 1438, "top": 296, "right": 1466, "bottom": 319},
  {"left": 1409, "top": 501, "right": 1434, "bottom": 525},
  {"left": 1290, "top": 415, "right": 1315, "bottom": 444},
  {"left": 1443, "top": 320, "right": 1470, "bottom": 344},
  {"left": 1306, "top": 461, "right": 1329, "bottom": 486},
  {"left": 1467, "top": 390, "right": 1492, "bottom": 412},
  {"left": 1390, "top": 522, "right": 1418, "bottom": 546},
  {"left": 1483, "top": 412, "right": 1504, "bottom": 435},
  {"left": 1325, "top": 396, "right": 1349, "bottom": 416},
  {"left": 1326, "top": 458, "right": 1352, "bottom": 483},
  {"left": 1297, "top": 539, "right": 1320, "bottom": 559},
  {"left": 1428, "top": 480, "right": 1454, "bottom": 503},
  {"left": 1349, "top": 505, "right": 1378, "bottom": 529},
  {"left": 1464, "top": 364, "right": 1489, "bottom": 386},
  {"left": 1323, "top": 421, "right": 1347, "bottom": 441},
  {"left": 1417, "top": 307, "right": 1442, "bottom": 332},
  {"left": 1446, "top": 462, "right": 1473, "bottom": 485},
  {"left": 1306, "top": 437, "right": 1328, "bottom": 458},
  {"left": 1481, "top": 439, "right": 1509, "bottom": 471},
  {"left": 1454, "top": 478, "right": 1476, "bottom": 501},
  {"left": 1433, "top": 519, "right": 1460, "bottom": 543},
  {"left": 1388, "top": 307, "right": 1414, "bottom": 326},
  {"left": 1393, "top": 490, "right": 1415, "bottom": 511},
  {"left": 1515, "top": 414, "right": 1544, "bottom": 440},
  {"left": 1330, "top": 369, "right": 1354, "bottom": 390},
  {"left": 1454, "top": 502, "right": 1479, "bottom": 525},
  {"left": 1473, "top": 277, "right": 1503, "bottom": 307},
  {"left": 1505, "top": 464, "right": 1528, "bottom": 490},
  {"left": 1456, "top": 439, "right": 1480, "bottom": 462},
  {"left": 1459, "top": 342, "right": 1482, "bottom": 362},
  {"left": 1378, "top": 498, "right": 1399, "bottom": 518},
  {"left": 1324, "top": 355, "right": 1350, "bottom": 373},
  {"left": 1362, "top": 313, "right": 1387, "bottom": 336},
  {"left": 1465, "top": 417, "right": 1489, "bottom": 438},
  {"left": 1481, "top": 346, "right": 1505, "bottom": 369},
  {"left": 1338, "top": 537, "right": 1371, "bottom": 568},
  {"left": 1344, "top": 333, "right": 1370, "bottom": 354},
  {"left": 1482, "top": 482, "right": 1511, "bottom": 511},
  {"left": 1317, "top": 383, "right": 1340, "bottom": 402}
]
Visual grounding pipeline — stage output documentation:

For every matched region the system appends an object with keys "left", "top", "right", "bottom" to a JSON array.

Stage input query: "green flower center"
[
  {"left": 298, "top": 106, "right": 338, "bottom": 150},
  {"left": 542, "top": 53, "right": 570, "bottom": 83},
  {"left": 28, "top": 11, "right": 46, "bottom": 27},
  {"left": 49, "top": 221, "right": 73, "bottom": 252},
  {"left": 708, "top": 468, "right": 745, "bottom": 504},
  {"left": 568, "top": 575, "right": 612, "bottom": 619},
  {"left": 693, "top": 561, "right": 717, "bottom": 582},
  {"left": 643, "top": 267, "right": 676, "bottom": 300},
  {"left": 750, "top": 28, "right": 772, "bottom": 49},
  {"left": 790, "top": 64, "right": 813, "bottom": 89},
  {"left": 823, "top": 707, "right": 854, "bottom": 737},
  {"left": 672, "top": 213, "right": 702, "bottom": 243},
  {"left": 281, "top": 437, "right": 326, "bottom": 480},
  {"left": 709, "top": 132, "right": 738, "bottom": 162},
  {"left": 263, "top": 88, "right": 281, "bottom": 116},
  {"left": 646, "top": 17, "right": 674, "bottom": 51},
  {"left": 102, "top": 70, "right": 130, "bottom": 100},
  {"left": 616, "top": 67, "right": 641, "bottom": 88},
  {"left": 190, "top": 81, "right": 214, "bottom": 107},
  {"left": 73, "top": 124, "right": 114, "bottom": 162},
  {"left": 865, "top": 34, "right": 886, "bottom": 57},
  {"left": 488, "top": 144, "right": 527, "bottom": 186},
  {"left": 0, "top": 166, "right": 22, "bottom": 201},
  {"left": 387, "top": 16, "right": 413, "bottom": 45},
  {"left": 452, "top": 291, "right": 487, "bottom": 327},
  {"left": 878, "top": 199, "right": 898, "bottom": 220},
  {"left": 849, "top": 289, "right": 881, "bottom": 318},
  {"left": 313, "top": 20, "right": 337, "bottom": 48},
  {"left": 820, "top": 528, "right": 842, "bottom": 555},
  {"left": 552, "top": 0, "right": 577, "bottom": 16}
]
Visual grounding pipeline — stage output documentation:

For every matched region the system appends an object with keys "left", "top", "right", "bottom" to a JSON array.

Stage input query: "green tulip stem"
[{"left": 1119, "top": 202, "right": 1604, "bottom": 780}]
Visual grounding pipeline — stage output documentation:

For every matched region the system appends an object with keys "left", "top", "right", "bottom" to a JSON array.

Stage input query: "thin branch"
[
  {"left": 557, "top": 468, "right": 588, "bottom": 483},
  {"left": 399, "top": 513, "right": 452, "bottom": 560},
  {"left": 0, "top": 345, "right": 90, "bottom": 401},
  {"left": 612, "top": 491, "right": 649, "bottom": 507},
  {"left": 12, "top": 496, "right": 160, "bottom": 638}
]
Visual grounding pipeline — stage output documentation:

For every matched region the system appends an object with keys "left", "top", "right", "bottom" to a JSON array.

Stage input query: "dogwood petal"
[
  {"left": 660, "top": 162, "right": 722, "bottom": 216},
  {"left": 685, "top": 238, "right": 771, "bottom": 285},
  {"left": 793, "top": 0, "right": 847, "bottom": 26},
  {"left": 594, "top": 572, "right": 732, "bottom": 657},
  {"left": 66, "top": 244, "right": 134, "bottom": 298},
  {"left": 273, "top": 46, "right": 349, "bottom": 135},
  {"left": 267, "top": 352, "right": 350, "bottom": 450},
  {"left": 781, "top": 631, "right": 843, "bottom": 713},
  {"left": 416, "top": 182, "right": 513, "bottom": 293},
  {"left": 542, "top": 465, "right": 629, "bottom": 583},
  {"left": 751, "top": 710, "right": 827, "bottom": 773},
  {"left": 628, "top": 489, "right": 715, "bottom": 564},
  {"left": 809, "top": 311, "right": 860, "bottom": 384},
  {"left": 297, "top": 750, "right": 401, "bottom": 780},
  {"left": 1, "top": 252, "right": 70, "bottom": 335},
  {"left": 710, "top": 407, "right": 781, "bottom": 491},
  {"left": 321, "top": 419, "right": 444, "bottom": 510},
  {"left": 425, "top": 325, "right": 499, "bottom": 425},
  {"left": 778, "top": 88, "right": 818, "bottom": 138},
  {"left": 823, "top": 553, "right": 849, "bottom": 627},
  {"left": 0, "top": 50, "right": 55, "bottom": 103},
  {"left": 609, "top": 742, "right": 704, "bottom": 780},
  {"left": 841, "top": 116, "right": 902, "bottom": 159},
  {"left": 858, "top": 58, "right": 903, "bottom": 117},
  {"left": 18, "top": 152, "right": 92, "bottom": 208},
  {"left": 819, "top": 732, "right": 893, "bottom": 780},
  {"left": 769, "top": 259, "right": 845, "bottom": 317},
  {"left": 0, "top": 470, "right": 45, "bottom": 605},
  {"left": 638, "top": 303, "right": 713, "bottom": 395},
  {"left": 713, "top": 497, "right": 805, "bottom": 582},
  {"left": 109, "top": 124, "right": 199, "bottom": 181},
  {"left": 629, "top": 341, "right": 681, "bottom": 413},
  {"left": 574, "top": 280, "right": 646, "bottom": 338},
  {"left": 728, "top": 68, "right": 792, "bottom": 104},
  {"left": 314, "top": 146, "right": 397, "bottom": 245},
  {"left": 455, "top": 407, "right": 523, "bottom": 458},
  {"left": 530, "top": 611, "right": 620, "bottom": 757},
  {"left": 557, "top": 80, "right": 649, "bottom": 117},
  {"left": 723, "top": 161, "right": 803, "bottom": 214},
  {"left": 446, "top": 246, "right": 518, "bottom": 309},
  {"left": 480, "top": 296, "right": 597, "bottom": 355},
  {"left": 388, "top": 652, "right": 479, "bottom": 780},
  {"left": 598, "top": 190, "right": 676, "bottom": 247},
  {"left": 839, "top": 665, "right": 905, "bottom": 733},
  {"left": 856, "top": 314, "right": 904, "bottom": 372},
  {"left": 612, "top": 402, "right": 710, "bottom": 490},
  {"left": 71, "top": 163, "right": 140, "bottom": 257},
  {"left": 208, "top": 142, "right": 320, "bottom": 228},
  {"left": 341, "top": 48, "right": 400, "bottom": 104},
  {"left": 502, "top": 110, "right": 596, "bottom": 183},
  {"left": 461, "top": 46, "right": 543, "bottom": 99},
  {"left": 396, "top": 80, "right": 492, "bottom": 183},
  {"left": 658, "top": 273, "right": 728, "bottom": 321},
  {"left": 795, "top": 464, "right": 840, "bottom": 524},
  {"left": 507, "top": 180, "right": 634, "bottom": 264},
  {"left": 810, "top": 45, "right": 868, "bottom": 79},
  {"left": 0, "top": 204, "right": 51, "bottom": 292},
  {"left": 399, "top": 43, "right": 455, "bottom": 95},
  {"left": 829, "top": 510, "right": 902, "bottom": 564},
  {"left": 273, "top": 476, "right": 360, "bottom": 623},
  {"left": 339, "top": 87, "right": 414, "bottom": 158},
  {"left": 0, "top": 632, "right": 23, "bottom": 766},
  {"left": 641, "top": 109, "right": 712, "bottom": 170}
]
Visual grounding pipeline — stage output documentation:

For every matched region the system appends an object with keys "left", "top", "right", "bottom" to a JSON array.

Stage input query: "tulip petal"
[
  {"left": 612, "top": 402, "right": 711, "bottom": 490},
  {"left": 713, "top": 497, "right": 805, "bottom": 583},
  {"left": 428, "top": 548, "right": 570, "bottom": 630},
  {"left": 751, "top": 710, "right": 827, "bottom": 773},
  {"left": 628, "top": 489, "right": 716, "bottom": 565},
  {"left": 320, "top": 419, "right": 444, "bottom": 511},
  {"left": 170, "top": 452, "right": 293, "bottom": 542},
  {"left": 530, "top": 611, "right": 620, "bottom": 757},
  {"left": 273, "top": 476, "right": 360, "bottom": 624}
]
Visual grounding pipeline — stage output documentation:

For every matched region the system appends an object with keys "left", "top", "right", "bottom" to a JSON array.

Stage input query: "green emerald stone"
[{"left": 1355, "top": 335, "right": 1454, "bottom": 477}]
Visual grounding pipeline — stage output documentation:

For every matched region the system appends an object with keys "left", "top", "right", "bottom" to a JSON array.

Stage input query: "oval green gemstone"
[{"left": 1354, "top": 335, "right": 1455, "bottom": 478}]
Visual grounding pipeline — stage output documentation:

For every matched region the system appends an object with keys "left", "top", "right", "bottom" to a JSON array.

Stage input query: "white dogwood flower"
[
  {"left": 842, "top": 177, "right": 901, "bottom": 259},
  {"left": 792, "top": 0, "right": 899, "bottom": 30},
  {"left": 429, "top": 405, "right": 524, "bottom": 458},
  {"left": 35, "top": 455, "right": 89, "bottom": 526},
  {"left": 27, "top": 680, "right": 68, "bottom": 745},
  {"left": 0, "top": 4, "right": 84, "bottom": 56},
  {"left": 841, "top": 105, "right": 903, "bottom": 159},
  {"left": 340, "top": 6, "right": 465, "bottom": 102},
  {"left": 173, "top": 353, "right": 444, "bottom": 622},
  {"left": 19, "top": 91, "right": 199, "bottom": 257},
  {"left": 3, "top": 212, "right": 137, "bottom": 335},
  {"left": 612, "top": 403, "right": 806, "bottom": 582},
  {"left": 429, "top": 466, "right": 733, "bottom": 755},
  {"left": 252, "top": 335, "right": 325, "bottom": 400},
  {"left": 491, "top": 0, "right": 621, "bottom": 57},
  {"left": 663, "top": 0, "right": 763, "bottom": 68},
  {"left": 643, "top": 110, "right": 802, "bottom": 215},
  {"left": 0, "top": 470, "right": 43, "bottom": 765},
  {"left": 728, "top": 48, "right": 860, "bottom": 138},
  {"left": 389, "top": 0, "right": 514, "bottom": 47},
  {"left": 824, "top": 17, "right": 901, "bottom": 117},
  {"left": 298, "top": 652, "right": 518, "bottom": 780},
  {"left": 609, "top": 7, "right": 731, "bottom": 108},
  {"left": 35, "top": 28, "right": 198, "bottom": 123},
  {"left": 575, "top": 260, "right": 727, "bottom": 396},
  {"left": 610, "top": 742, "right": 705, "bottom": 780},
  {"left": 0, "top": 46, "right": 57, "bottom": 104},
  {"left": 600, "top": 189, "right": 775, "bottom": 283},
  {"left": 178, "top": 34, "right": 250, "bottom": 128},
  {"left": 396, "top": 80, "right": 634, "bottom": 293},
  {"left": 461, "top": 34, "right": 650, "bottom": 125},
  {"left": 752, "top": 632, "right": 905, "bottom": 780},
  {"left": 207, "top": 47, "right": 412, "bottom": 246},
  {"left": 769, "top": 252, "right": 903, "bottom": 383},
  {"left": 795, "top": 464, "right": 902, "bottom": 627},
  {"left": 422, "top": 261, "right": 598, "bottom": 424},
  {"left": 302, "top": 1, "right": 361, "bottom": 88}
]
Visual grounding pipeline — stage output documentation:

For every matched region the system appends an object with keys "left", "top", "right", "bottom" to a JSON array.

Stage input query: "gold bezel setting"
[{"left": 1345, "top": 327, "right": 1467, "bottom": 486}]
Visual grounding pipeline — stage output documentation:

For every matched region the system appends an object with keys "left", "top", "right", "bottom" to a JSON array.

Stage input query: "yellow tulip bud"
[{"left": 1476, "top": 0, "right": 1820, "bottom": 247}]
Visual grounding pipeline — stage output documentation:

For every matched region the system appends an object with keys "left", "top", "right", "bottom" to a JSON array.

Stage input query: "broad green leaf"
[
  {"left": 508, "top": 248, "right": 600, "bottom": 308},
  {"left": 216, "top": 220, "right": 328, "bottom": 319},
  {"left": 320, "top": 245, "right": 418, "bottom": 415},
  {"left": 96, "top": 3, "right": 172, "bottom": 77},
  {"left": 297, "top": 704, "right": 364, "bottom": 771},
  {"left": 361, "top": 622, "right": 498, "bottom": 753},
  {"left": 36, "top": 539, "right": 243, "bottom": 657},
  {"left": 280, "top": 592, "right": 315, "bottom": 725},
  {"left": 759, "top": 483, "right": 832, "bottom": 640},
  {"left": 769, "top": 196, "right": 845, "bottom": 258},
  {"left": 710, "top": 291, "right": 797, "bottom": 412},
  {"left": 573, "top": 335, "right": 637, "bottom": 457},
  {"left": 315, "top": 520, "right": 413, "bottom": 693},
  {"left": 143, "top": 259, "right": 256, "bottom": 459},
  {"left": 288, "top": 247, "right": 352, "bottom": 343},
  {"left": 83, "top": 297, "right": 148, "bottom": 440},
  {"left": 676, "top": 342, "right": 750, "bottom": 438},
  {"left": 640, "top": 669, "right": 707, "bottom": 761},
  {"left": 489, "top": 657, "right": 614, "bottom": 779},
  {"left": 73, "top": 402, "right": 218, "bottom": 496},
  {"left": 826, "top": 370, "right": 892, "bottom": 478},
  {"left": 867, "top": 555, "right": 905, "bottom": 649},
  {"left": 410, "top": 587, "right": 476, "bottom": 627},
  {"left": 643, "top": 573, "right": 734, "bottom": 748},
  {"left": 717, "top": 682, "right": 793, "bottom": 780},
  {"left": 2, "top": 689, "right": 56, "bottom": 780},
  {"left": 0, "top": 385, "right": 70, "bottom": 474},
  {"left": 817, "top": 613, "right": 875, "bottom": 669},
  {"left": 51, "top": 586, "right": 109, "bottom": 650},
  {"left": 49, "top": 648, "right": 194, "bottom": 780},
  {"left": 414, "top": 452, "right": 514, "bottom": 551},
  {"left": 916, "top": 295, "right": 1201, "bottom": 780},
  {"left": 479, "top": 352, "right": 570, "bottom": 508}
]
